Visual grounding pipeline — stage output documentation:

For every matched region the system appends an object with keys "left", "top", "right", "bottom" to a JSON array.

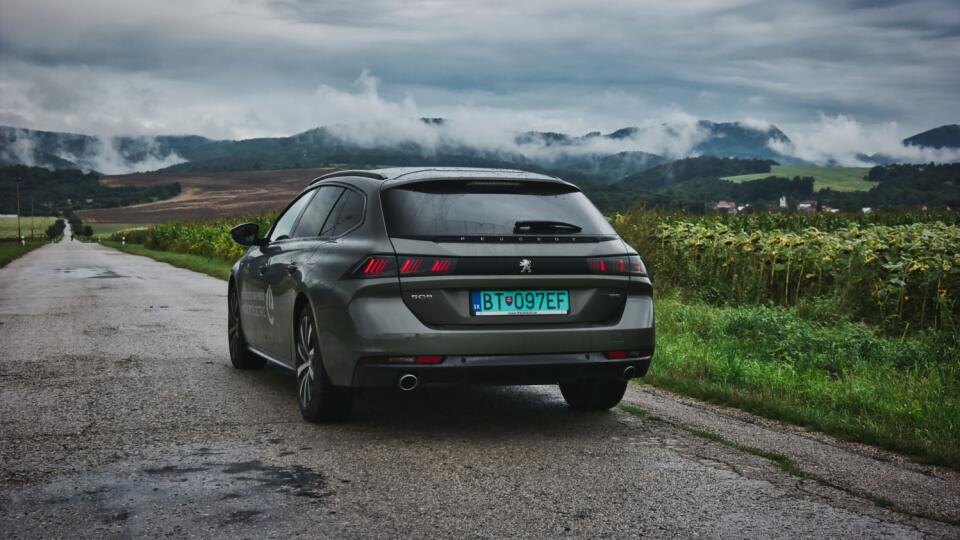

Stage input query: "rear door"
[
  {"left": 260, "top": 186, "right": 343, "bottom": 358},
  {"left": 250, "top": 189, "right": 315, "bottom": 357},
  {"left": 381, "top": 179, "right": 630, "bottom": 327}
]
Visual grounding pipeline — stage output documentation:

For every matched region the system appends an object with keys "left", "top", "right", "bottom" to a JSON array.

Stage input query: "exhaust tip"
[
  {"left": 622, "top": 366, "right": 636, "bottom": 381},
  {"left": 397, "top": 373, "right": 419, "bottom": 391}
]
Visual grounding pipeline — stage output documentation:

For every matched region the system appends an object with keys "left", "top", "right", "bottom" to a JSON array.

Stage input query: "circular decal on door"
[{"left": 265, "top": 285, "right": 275, "bottom": 326}]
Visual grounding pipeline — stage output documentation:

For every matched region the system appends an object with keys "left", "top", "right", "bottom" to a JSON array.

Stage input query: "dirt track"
[
  {"left": 78, "top": 167, "right": 334, "bottom": 224},
  {"left": 1, "top": 241, "right": 958, "bottom": 538}
]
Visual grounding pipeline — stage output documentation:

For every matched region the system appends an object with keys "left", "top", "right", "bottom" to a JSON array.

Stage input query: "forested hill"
[
  {"left": 836, "top": 162, "right": 960, "bottom": 208},
  {"left": 0, "top": 165, "right": 181, "bottom": 214},
  {"left": 0, "top": 126, "right": 208, "bottom": 172},
  {"left": 903, "top": 125, "right": 960, "bottom": 149},
  {"left": 585, "top": 161, "right": 960, "bottom": 212},
  {"left": 0, "top": 120, "right": 794, "bottom": 182},
  {"left": 618, "top": 157, "right": 777, "bottom": 189}
]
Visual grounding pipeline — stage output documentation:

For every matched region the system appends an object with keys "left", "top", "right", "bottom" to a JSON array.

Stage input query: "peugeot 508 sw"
[{"left": 228, "top": 167, "right": 654, "bottom": 421}]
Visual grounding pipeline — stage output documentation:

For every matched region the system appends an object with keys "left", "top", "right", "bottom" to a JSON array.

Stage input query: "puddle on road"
[
  {"left": 90, "top": 270, "right": 125, "bottom": 279},
  {"left": 55, "top": 267, "right": 130, "bottom": 279},
  {"left": 0, "top": 446, "right": 333, "bottom": 536}
]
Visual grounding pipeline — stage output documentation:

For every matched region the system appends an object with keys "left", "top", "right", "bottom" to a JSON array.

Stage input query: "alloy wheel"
[{"left": 296, "top": 310, "right": 317, "bottom": 408}]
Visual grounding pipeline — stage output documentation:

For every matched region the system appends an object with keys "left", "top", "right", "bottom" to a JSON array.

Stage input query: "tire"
[
  {"left": 228, "top": 284, "right": 265, "bottom": 369},
  {"left": 294, "top": 305, "right": 352, "bottom": 422},
  {"left": 559, "top": 379, "right": 628, "bottom": 411}
]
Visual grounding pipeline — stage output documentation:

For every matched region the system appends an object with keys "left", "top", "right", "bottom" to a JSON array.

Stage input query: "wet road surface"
[{"left": 1, "top": 241, "right": 958, "bottom": 538}]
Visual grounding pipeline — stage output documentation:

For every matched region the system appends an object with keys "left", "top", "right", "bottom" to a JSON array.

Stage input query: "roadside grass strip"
[
  {"left": 0, "top": 240, "right": 47, "bottom": 268},
  {"left": 103, "top": 241, "right": 231, "bottom": 281},
  {"left": 644, "top": 296, "right": 960, "bottom": 470}
]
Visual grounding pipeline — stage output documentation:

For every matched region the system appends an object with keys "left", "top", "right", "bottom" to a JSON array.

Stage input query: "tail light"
[
  {"left": 587, "top": 255, "right": 647, "bottom": 276},
  {"left": 353, "top": 255, "right": 397, "bottom": 277},
  {"left": 628, "top": 254, "right": 648, "bottom": 275},
  {"left": 398, "top": 256, "right": 457, "bottom": 276},
  {"left": 352, "top": 255, "right": 458, "bottom": 278}
]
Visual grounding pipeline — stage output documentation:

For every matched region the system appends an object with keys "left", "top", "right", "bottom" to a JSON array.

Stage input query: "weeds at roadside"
[{"left": 0, "top": 240, "right": 47, "bottom": 267}]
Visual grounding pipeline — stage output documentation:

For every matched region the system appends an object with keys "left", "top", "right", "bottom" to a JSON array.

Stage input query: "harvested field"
[{"left": 78, "top": 167, "right": 334, "bottom": 224}]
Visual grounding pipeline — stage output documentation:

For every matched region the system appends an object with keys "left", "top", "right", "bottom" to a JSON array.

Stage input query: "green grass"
[
  {"left": 0, "top": 215, "right": 59, "bottom": 239},
  {"left": 104, "top": 241, "right": 232, "bottom": 281},
  {"left": 644, "top": 295, "right": 960, "bottom": 468},
  {"left": 723, "top": 165, "right": 876, "bottom": 192},
  {"left": 0, "top": 240, "right": 47, "bottom": 267}
]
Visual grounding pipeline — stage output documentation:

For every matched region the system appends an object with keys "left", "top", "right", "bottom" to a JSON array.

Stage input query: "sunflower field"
[{"left": 614, "top": 211, "right": 960, "bottom": 331}]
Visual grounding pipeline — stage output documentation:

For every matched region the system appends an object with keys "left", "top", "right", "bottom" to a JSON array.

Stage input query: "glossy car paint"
[{"left": 230, "top": 168, "right": 654, "bottom": 388}]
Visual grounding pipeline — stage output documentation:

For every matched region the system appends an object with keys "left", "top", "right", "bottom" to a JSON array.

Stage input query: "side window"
[
  {"left": 320, "top": 189, "right": 364, "bottom": 237},
  {"left": 292, "top": 186, "right": 343, "bottom": 238},
  {"left": 269, "top": 191, "right": 314, "bottom": 242}
]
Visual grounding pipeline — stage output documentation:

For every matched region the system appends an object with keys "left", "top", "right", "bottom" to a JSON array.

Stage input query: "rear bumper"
[
  {"left": 318, "top": 293, "right": 655, "bottom": 387},
  {"left": 352, "top": 353, "right": 652, "bottom": 388}
]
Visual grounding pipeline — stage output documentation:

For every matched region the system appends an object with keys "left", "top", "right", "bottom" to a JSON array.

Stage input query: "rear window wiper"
[{"left": 513, "top": 220, "right": 583, "bottom": 234}]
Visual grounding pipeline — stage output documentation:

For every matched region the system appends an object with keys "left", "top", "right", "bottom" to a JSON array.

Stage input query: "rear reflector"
[
  {"left": 414, "top": 355, "right": 444, "bottom": 364},
  {"left": 603, "top": 350, "right": 651, "bottom": 359}
]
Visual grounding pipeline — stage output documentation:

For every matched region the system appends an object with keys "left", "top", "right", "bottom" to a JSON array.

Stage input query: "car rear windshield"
[{"left": 381, "top": 180, "right": 616, "bottom": 237}]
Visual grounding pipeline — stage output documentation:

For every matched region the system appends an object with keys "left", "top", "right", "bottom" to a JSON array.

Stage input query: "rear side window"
[
  {"left": 320, "top": 189, "right": 364, "bottom": 237},
  {"left": 292, "top": 186, "right": 343, "bottom": 238},
  {"left": 381, "top": 181, "right": 615, "bottom": 236}
]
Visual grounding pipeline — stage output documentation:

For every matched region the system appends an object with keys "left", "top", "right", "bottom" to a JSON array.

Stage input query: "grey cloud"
[{"left": 0, "top": 0, "right": 956, "bottom": 144}]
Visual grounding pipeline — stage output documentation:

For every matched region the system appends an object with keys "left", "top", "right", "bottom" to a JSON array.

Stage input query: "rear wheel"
[
  {"left": 295, "top": 305, "right": 352, "bottom": 422},
  {"left": 559, "top": 379, "right": 628, "bottom": 411},
  {"left": 228, "top": 284, "right": 265, "bottom": 369}
]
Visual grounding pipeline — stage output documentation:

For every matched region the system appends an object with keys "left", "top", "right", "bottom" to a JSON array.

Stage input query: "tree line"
[
  {"left": 0, "top": 165, "right": 181, "bottom": 215},
  {"left": 582, "top": 158, "right": 959, "bottom": 212}
]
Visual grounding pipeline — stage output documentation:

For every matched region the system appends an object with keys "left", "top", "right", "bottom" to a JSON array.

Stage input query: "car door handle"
[
  {"left": 286, "top": 264, "right": 298, "bottom": 275},
  {"left": 258, "top": 264, "right": 267, "bottom": 275}
]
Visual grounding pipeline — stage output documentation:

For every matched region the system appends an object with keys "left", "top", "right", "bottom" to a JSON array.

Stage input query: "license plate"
[{"left": 470, "top": 289, "right": 569, "bottom": 316}]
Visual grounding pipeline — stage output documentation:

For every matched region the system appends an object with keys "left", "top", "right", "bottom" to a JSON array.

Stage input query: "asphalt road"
[{"left": 1, "top": 241, "right": 958, "bottom": 539}]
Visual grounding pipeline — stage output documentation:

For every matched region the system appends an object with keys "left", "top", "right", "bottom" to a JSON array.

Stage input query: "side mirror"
[{"left": 230, "top": 222, "right": 266, "bottom": 246}]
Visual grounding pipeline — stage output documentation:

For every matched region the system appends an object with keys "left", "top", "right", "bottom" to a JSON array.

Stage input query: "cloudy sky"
[{"left": 0, "top": 0, "right": 958, "bottom": 150}]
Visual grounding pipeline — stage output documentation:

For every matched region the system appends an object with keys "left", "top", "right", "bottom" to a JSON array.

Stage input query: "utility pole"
[
  {"left": 30, "top": 197, "right": 35, "bottom": 241},
  {"left": 16, "top": 181, "right": 22, "bottom": 242}
]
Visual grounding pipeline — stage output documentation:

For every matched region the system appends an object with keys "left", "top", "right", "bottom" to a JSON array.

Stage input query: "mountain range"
[
  {"left": 1, "top": 121, "right": 957, "bottom": 183},
  {"left": 903, "top": 125, "right": 960, "bottom": 149}
]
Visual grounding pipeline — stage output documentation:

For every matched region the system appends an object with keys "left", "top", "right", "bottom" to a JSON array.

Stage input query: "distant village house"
[
  {"left": 796, "top": 200, "right": 817, "bottom": 213},
  {"left": 710, "top": 200, "right": 738, "bottom": 213}
]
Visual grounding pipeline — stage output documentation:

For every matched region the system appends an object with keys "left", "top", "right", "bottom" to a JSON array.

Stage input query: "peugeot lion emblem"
[{"left": 519, "top": 259, "right": 533, "bottom": 273}]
